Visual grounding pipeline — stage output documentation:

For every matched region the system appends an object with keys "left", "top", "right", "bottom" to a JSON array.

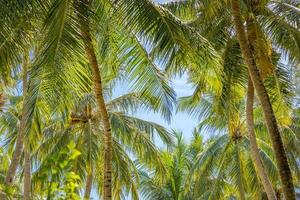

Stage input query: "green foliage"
[
  {"left": 0, "top": 0, "right": 299, "bottom": 199},
  {"left": 34, "top": 141, "right": 81, "bottom": 199}
]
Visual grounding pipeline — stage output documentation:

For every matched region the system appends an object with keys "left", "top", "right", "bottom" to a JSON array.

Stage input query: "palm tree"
[
  {"left": 2, "top": 46, "right": 174, "bottom": 199},
  {"left": 180, "top": 77, "right": 298, "bottom": 199},
  {"left": 230, "top": 1, "right": 296, "bottom": 199},
  {"left": 0, "top": 53, "right": 175, "bottom": 199},
  {"left": 30, "top": 89, "right": 174, "bottom": 199},
  {"left": 139, "top": 127, "right": 289, "bottom": 199},
  {"left": 178, "top": 71, "right": 297, "bottom": 199},
  {"left": 246, "top": 79, "right": 276, "bottom": 200},
  {"left": 174, "top": 15, "right": 277, "bottom": 199},
  {"left": 0, "top": 2, "right": 34, "bottom": 185},
  {"left": 140, "top": 131, "right": 204, "bottom": 200},
  {"left": 0, "top": 2, "right": 58, "bottom": 195},
  {"left": 177, "top": 24, "right": 297, "bottom": 199},
  {"left": 189, "top": 132, "right": 283, "bottom": 199},
  {"left": 74, "top": 1, "right": 114, "bottom": 198},
  {"left": 5, "top": 53, "right": 31, "bottom": 195},
  {"left": 162, "top": 1, "right": 299, "bottom": 198},
  {"left": 21, "top": 54, "right": 30, "bottom": 200}
]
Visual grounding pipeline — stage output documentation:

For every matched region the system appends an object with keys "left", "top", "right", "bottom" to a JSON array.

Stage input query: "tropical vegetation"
[{"left": 0, "top": 0, "right": 299, "bottom": 199}]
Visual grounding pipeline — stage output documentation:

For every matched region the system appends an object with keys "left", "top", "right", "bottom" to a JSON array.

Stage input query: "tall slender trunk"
[
  {"left": 23, "top": 148, "right": 31, "bottom": 200},
  {"left": 230, "top": 1, "right": 295, "bottom": 199},
  {"left": 236, "top": 142, "right": 246, "bottom": 200},
  {"left": 0, "top": 92, "right": 4, "bottom": 111},
  {"left": 246, "top": 79, "right": 277, "bottom": 200},
  {"left": 84, "top": 108, "right": 93, "bottom": 200},
  {"left": 76, "top": 1, "right": 112, "bottom": 199},
  {"left": 5, "top": 54, "right": 29, "bottom": 185},
  {"left": 83, "top": 167, "right": 93, "bottom": 199},
  {"left": 46, "top": 180, "right": 53, "bottom": 200}
]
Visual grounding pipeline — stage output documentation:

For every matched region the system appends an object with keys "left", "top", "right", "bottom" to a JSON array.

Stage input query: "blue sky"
[
  {"left": 156, "top": 0, "right": 173, "bottom": 2},
  {"left": 134, "top": 76, "right": 199, "bottom": 142},
  {"left": 112, "top": 74, "right": 199, "bottom": 143}
]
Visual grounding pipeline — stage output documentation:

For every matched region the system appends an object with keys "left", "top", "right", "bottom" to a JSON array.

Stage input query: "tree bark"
[
  {"left": 76, "top": 1, "right": 113, "bottom": 199},
  {"left": 230, "top": 1, "right": 295, "bottom": 199},
  {"left": 23, "top": 148, "right": 31, "bottom": 200},
  {"left": 246, "top": 79, "right": 277, "bottom": 200},
  {"left": 5, "top": 54, "right": 29, "bottom": 185},
  {"left": 83, "top": 167, "right": 93, "bottom": 199}
]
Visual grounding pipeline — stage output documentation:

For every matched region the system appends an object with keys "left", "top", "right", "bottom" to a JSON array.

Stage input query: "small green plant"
[{"left": 36, "top": 141, "right": 82, "bottom": 199}]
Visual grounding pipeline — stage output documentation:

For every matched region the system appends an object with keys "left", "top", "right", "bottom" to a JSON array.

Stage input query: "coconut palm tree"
[
  {"left": 178, "top": 64, "right": 298, "bottom": 199},
  {"left": 139, "top": 127, "right": 292, "bottom": 199},
  {"left": 0, "top": 1, "right": 36, "bottom": 188},
  {"left": 0, "top": 3, "right": 82, "bottom": 197},
  {"left": 140, "top": 131, "right": 204, "bottom": 200},
  {"left": 189, "top": 133, "right": 282, "bottom": 200},
  {"left": 174, "top": 16, "right": 277, "bottom": 199},
  {"left": 176, "top": 18, "right": 296, "bottom": 200},
  {"left": 0, "top": 50, "right": 175, "bottom": 200},
  {"left": 30, "top": 90, "right": 174, "bottom": 199},
  {"left": 0, "top": 86, "right": 76, "bottom": 199},
  {"left": 162, "top": 0, "right": 299, "bottom": 198},
  {"left": 230, "top": 1, "right": 296, "bottom": 198}
]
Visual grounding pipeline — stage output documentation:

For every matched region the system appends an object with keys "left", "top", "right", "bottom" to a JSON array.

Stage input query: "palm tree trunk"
[
  {"left": 5, "top": 54, "right": 29, "bottom": 185},
  {"left": 236, "top": 143, "right": 246, "bottom": 200},
  {"left": 84, "top": 168, "right": 93, "bottom": 199},
  {"left": 246, "top": 79, "right": 277, "bottom": 200},
  {"left": 0, "top": 92, "right": 4, "bottom": 111},
  {"left": 76, "top": 1, "right": 112, "bottom": 199},
  {"left": 23, "top": 148, "right": 31, "bottom": 200},
  {"left": 46, "top": 180, "right": 53, "bottom": 200},
  {"left": 230, "top": 1, "right": 295, "bottom": 199}
]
